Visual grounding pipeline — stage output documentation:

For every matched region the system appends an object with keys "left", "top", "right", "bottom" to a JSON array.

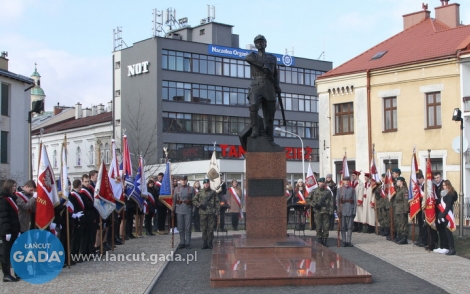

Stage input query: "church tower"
[{"left": 30, "top": 63, "right": 45, "bottom": 110}]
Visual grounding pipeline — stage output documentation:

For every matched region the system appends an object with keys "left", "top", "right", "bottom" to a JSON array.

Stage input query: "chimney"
[
  {"left": 91, "top": 105, "right": 98, "bottom": 116},
  {"left": 403, "top": 6, "right": 430, "bottom": 30},
  {"left": 107, "top": 101, "right": 113, "bottom": 112},
  {"left": 83, "top": 108, "right": 91, "bottom": 117},
  {"left": 0, "top": 51, "right": 8, "bottom": 71},
  {"left": 54, "top": 103, "right": 62, "bottom": 115},
  {"left": 435, "top": 2, "right": 460, "bottom": 28},
  {"left": 75, "top": 103, "right": 82, "bottom": 119},
  {"left": 97, "top": 104, "right": 104, "bottom": 114}
]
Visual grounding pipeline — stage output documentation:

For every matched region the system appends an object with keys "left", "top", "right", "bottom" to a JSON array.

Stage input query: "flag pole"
[
  {"left": 388, "top": 157, "right": 394, "bottom": 241},
  {"left": 100, "top": 216, "right": 103, "bottom": 255},
  {"left": 112, "top": 211, "right": 115, "bottom": 252},
  {"left": 412, "top": 147, "right": 416, "bottom": 245},
  {"left": 63, "top": 135, "right": 71, "bottom": 268},
  {"left": 36, "top": 141, "right": 43, "bottom": 230},
  {"left": 373, "top": 144, "right": 379, "bottom": 235},
  {"left": 426, "top": 149, "right": 432, "bottom": 252}
]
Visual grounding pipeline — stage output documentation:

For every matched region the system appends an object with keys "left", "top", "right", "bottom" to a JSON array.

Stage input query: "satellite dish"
[{"left": 451, "top": 136, "right": 468, "bottom": 154}]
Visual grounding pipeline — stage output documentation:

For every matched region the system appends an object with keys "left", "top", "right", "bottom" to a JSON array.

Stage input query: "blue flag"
[
  {"left": 159, "top": 162, "right": 171, "bottom": 196},
  {"left": 124, "top": 172, "right": 144, "bottom": 210}
]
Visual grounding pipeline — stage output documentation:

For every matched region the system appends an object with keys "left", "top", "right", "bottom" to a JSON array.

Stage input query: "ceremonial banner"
[
  {"left": 59, "top": 135, "right": 73, "bottom": 214},
  {"left": 408, "top": 151, "right": 422, "bottom": 219},
  {"left": 94, "top": 160, "right": 116, "bottom": 219},
  {"left": 342, "top": 153, "right": 349, "bottom": 179},
  {"left": 386, "top": 169, "right": 396, "bottom": 200},
  {"left": 124, "top": 157, "right": 145, "bottom": 210},
  {"left": 305, "top": 163, "right": 318, "bottom": 193},
  {"left": 36, "top": 144, "right": 60, "bottom": 229},
  {"left": 159, "top": 162, "right": 173, "bottom": 210},
  {"left": 208, "top": 149, "right": 221, "bottom": 192},
  {"left": 108, "top": 140, "right": 125, "bottom": 212},
  {"left": 424, "top": 158, "right": 437, "bottom": 226},
  {"left": 122, "top": 135, "right": 132, "bottom": 176},
  {"left": 370, "top": 149, "right": 380, "bottom": 183}
]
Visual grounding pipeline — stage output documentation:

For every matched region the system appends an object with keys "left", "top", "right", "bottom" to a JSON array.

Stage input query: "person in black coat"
[
  {"left": 145, "top": 180, "right": 157, "bottom": 236},
  {"left": 439, "top": 180, "right": 458, "bottom": 256},
  {"left": 0, "top": 179, "right": 21, "bottom": 282}
]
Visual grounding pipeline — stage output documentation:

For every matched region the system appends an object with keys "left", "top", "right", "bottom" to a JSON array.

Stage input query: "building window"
[
  {"left": 53, "top": 150, "right": 58, "bottom": 168},
  {"left": 99, "top": 143, "right": 104, "bottom": 164},
  {"left": 105, "top": 143, "right": 110, "bottom": 164},
  {"left": 383, "top": 159, "right": 398, "bottom": 172},
  {"left": 76, "top": 147, "right": 81, "bottom": 166},
  {"left": 0, "top": 131, "right": 8, "bottom": 163},
  {"left": 89, "top": 145, "right": 94, "bottom": 165},
  {"left": 426, "top": 92, "right": 441, "bottom": 129},
  {"left": 334, "top": 160, "right": 355, "bottom": 184},
  {"left": 115, "top": 61, "right": 121, "bottom": 69},
  {"left": 32, "top": 152, "right": 35, "bottom": 171},
  {"left": 1, "top": 83, "right": 10, "bottom": 116},
  {"left": 199, "top": 29, "right": 205, "bottom": 35},
  {"left": 383, "top": 97, "right": 397, "bottom": 132},
  {"left": 430, "top": 158, "right": 443, "bottom": 175},
  {"left": 334, "top": 102, "right": 354, "bottom": 135},
  {"left": 115, "top": 90, "right": 121, "bottom": 97}
]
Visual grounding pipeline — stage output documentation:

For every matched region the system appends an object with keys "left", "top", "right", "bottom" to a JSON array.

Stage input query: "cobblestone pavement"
[
  {"left": 2, "top": 229, "right": 469, "bottom": 294},
  {"left": 0, "top": 233, "right": 175, "bottom": 294}
]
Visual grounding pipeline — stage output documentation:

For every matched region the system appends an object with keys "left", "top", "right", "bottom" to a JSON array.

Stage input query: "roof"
[
  {"left": 318, "top": 18, "right": 470, "bottom": 79},
  {"left": 31, "top": 86, "right": 45, "bottom": 96},
  {"left": 31, "top": 111, "right": 112, "bottom": 135},
  {"left": 0, "top": 68, "right": 34, "bottom": 84}
]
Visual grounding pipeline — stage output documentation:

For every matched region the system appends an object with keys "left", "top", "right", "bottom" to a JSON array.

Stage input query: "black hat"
[
  {"left": 392, "top": 168, "right": 401, "bottom": 174},
  {"left": 181, "top": 175, "right": 188, "bottom": 180},
  {"left": 254, "top": 34, "right": 266, "bottom": 42},
  {"left": 203, "top": 179, "right": 210, "bottom": 184}
]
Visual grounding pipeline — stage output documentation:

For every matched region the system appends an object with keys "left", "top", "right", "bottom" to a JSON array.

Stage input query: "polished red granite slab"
[{"left": 210, "top": 235, "right": 372, "bottom": 287}]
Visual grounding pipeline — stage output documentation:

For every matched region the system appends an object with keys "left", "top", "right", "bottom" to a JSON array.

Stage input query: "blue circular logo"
[
  {"left": 282, "top": 54, "right": 293, "bottom": 66},
  {"left": 11, "top": 229, "right": 65, "bottom": 284}
]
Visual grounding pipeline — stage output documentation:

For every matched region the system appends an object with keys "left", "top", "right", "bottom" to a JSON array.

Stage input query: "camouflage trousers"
[
  {"left": 200, "top": 214, "right": 216, "bottom": 243},
  {"left": 314, "top": 212, "right": 330, "bottom": 239},
  {"left": 378, "top": 208, "right": 390, "bottom": 228},
  {"left": 395, "top": 213, "right": 409, "bottom": 238}
]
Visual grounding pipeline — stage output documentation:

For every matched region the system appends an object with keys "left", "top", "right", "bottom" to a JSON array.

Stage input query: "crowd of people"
[{"left": 286, "top": 169, "right": 458, "bottom": 253}]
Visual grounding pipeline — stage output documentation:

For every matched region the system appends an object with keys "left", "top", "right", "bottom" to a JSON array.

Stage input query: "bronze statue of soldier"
[{"left": 245, "top": 34, "right": 282, "bottom": 141}]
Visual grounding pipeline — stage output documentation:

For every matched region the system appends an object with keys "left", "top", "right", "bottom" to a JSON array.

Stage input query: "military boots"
[
  {"left": 202, "top": 241, "right": 208, "bottom": 249},
  {"left": 208, "top": 240, "right": 213, "bottom": 249}
]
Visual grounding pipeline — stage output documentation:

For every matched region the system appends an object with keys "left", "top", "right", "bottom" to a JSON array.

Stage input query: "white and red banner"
[
  {"left": 122, "top": 135, "right": 132, "bottom": 176},
  {"left": 229, "top": 187, "right": 243, "bottom": 219},
  {"left": 408, "top": 151, "right": 422, "bottom": 219},
  {"left": 305, "top": 163, "right": 318, "bottom": 193},
  {"left": 424, "top": 158, "right": 437, "bottom": 226},
  {"left": 342, "top": 153, "right": 350, "bottom": 180},
  {"left": 386, "top": 169, "right": 396, "bottom": 200},
  {"left": 108, "top": 140, "right": 125, "bottom": 209},
  {"left": 94, "top": 159, "right": 116, "bottom": 219},
  {"left": 36, "top": 144, "right": 61, "bottom": 229},
  {"left": 370, "top": 151, "right": 380, "bottom": 183}
]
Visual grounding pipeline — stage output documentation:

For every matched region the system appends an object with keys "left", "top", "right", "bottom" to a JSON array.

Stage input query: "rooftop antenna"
[
  {"left": 285, "top": 47, "right": 294, "bottom": 56},
  {"left": 205, "top": 5, "right": 215, "bottom": 23},
  {"left": 113, "top": 27, "right": 128, "bottom": 51},
  {"left": 165, "top": 8, "right": 181, "bottom": 31},
  {"left": 152, "top": 8, "right": 166, "bottom": 37}
]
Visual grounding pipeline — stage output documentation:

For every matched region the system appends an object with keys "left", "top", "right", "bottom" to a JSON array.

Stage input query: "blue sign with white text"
[{"left": 208, "top": 45, "right": 295, "bottom": 66}]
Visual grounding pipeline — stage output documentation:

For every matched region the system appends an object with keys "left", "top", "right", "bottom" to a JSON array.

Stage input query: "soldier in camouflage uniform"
[
  {"left": 376, "top": 173, "right": 391, "bottom": 237},
  {"left": 192, "top": 179, "right": 220, "bottom": 249},
  {"left": 393, "top": 177, "right": 409, "bottom": 245},
  {"left": 307, "top": 178, "right": 334, "bottom": 247}
]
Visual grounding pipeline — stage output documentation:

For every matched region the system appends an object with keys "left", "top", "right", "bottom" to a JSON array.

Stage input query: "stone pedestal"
[{"left": 246, "top": 152, "right": 286, "bottom": 239}]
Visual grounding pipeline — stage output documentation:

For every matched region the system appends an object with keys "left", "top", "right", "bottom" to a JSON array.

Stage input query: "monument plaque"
[{"left": 248, "top": 179, "right": 283, "bottom": 196}]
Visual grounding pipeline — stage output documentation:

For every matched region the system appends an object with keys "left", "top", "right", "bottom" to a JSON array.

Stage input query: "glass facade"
[{"left": 162, "top": 50, "right": 326, "bottom": 86}]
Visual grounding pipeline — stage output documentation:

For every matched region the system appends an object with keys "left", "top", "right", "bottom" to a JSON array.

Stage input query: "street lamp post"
[
  {"left": 452, "top": 108, "right": 465, "bottom": 238},
  {"left": 275, "top": 127, "right": 305, "bottom": 180}
]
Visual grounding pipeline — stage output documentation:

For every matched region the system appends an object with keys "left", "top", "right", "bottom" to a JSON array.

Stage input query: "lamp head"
[
  {"left": 452, "top": 108, "right": 462, "bottom": 121},
  {"left": 274, "top": 127, "right": 284, "bottom": 133}
]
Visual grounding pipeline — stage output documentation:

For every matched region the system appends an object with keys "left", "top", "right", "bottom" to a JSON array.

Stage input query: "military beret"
[
  {"left": 392, "top": 168, "right": 401, "bottom": 174},
  {"left": 381, "top": 173, "right": 386, "bottom": 177},
  {"left": 396, "top": 176, "right": 405, "bottom": 182},
  {"left": 203, "top": 179, "right": 210, "bottom": 184},
  {"left": 317, "top": 177, "right": 325, "bottom": 183}
]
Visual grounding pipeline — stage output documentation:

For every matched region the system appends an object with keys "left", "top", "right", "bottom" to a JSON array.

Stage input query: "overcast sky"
[{"left": 2, "top": 0, "right": 470, "bottom": 111}]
